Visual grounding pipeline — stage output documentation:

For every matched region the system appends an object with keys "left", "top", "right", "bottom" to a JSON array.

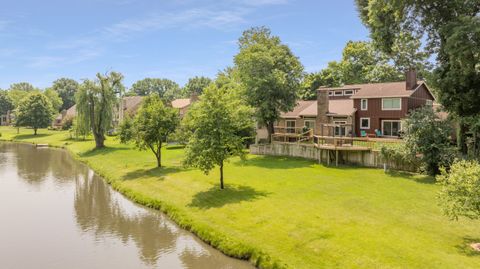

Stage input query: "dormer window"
[{"left": 344, "top": 90, "right": 354, "bottom": 96}]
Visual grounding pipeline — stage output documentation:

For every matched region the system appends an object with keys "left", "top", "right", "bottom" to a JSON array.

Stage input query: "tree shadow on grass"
[
  {"left": 79, "top": 146, "right": 130, "bottom": 157},
  {"left": 165, "top": 145, "right": 185, "bottom": 150},
  {"left": 236, "top": 155, "right": 314, "bottom": 169},
  {"left": 121, "top": 166, "right": 183, "bottom": 181},
  {"left": 14, "top": 133, "right": 51, "bottom": 140},
  {"left": 188, "top": 185, "right": 269, "bottom": 209},
  {"left": 455, "top": 236, "right": 480, "bottom": 257},
  {"left": 386, "top": 170, "right": 435, "bottom": 184}
]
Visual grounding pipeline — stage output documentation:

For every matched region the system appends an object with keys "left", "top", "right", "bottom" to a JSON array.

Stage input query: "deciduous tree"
[
  {"left": 130, "top": 78, "right": 181, "bottom": 102},
  {"left": 234, "top": 26, "right": 303, "bottom": 142},
  {"left": 403, "top": 106, "right": 456, "bottom": 176},
  {"left": 44, "top": 88, "right": 63, "bottom": 112},
  {"left": 182, "top": 76, "right": 212, "bottom": 97},
  {"left": 183, "top": 84, "right": 254, "bottom": 189},
  {"left": 15, "top": 92, "right": 54, "bottom": 135},
  {"left": 120, "top": 94, "right": 179, "bottom": 167},
  {"left": 50, "top": 78, "right": 79, "bottom": 111}
]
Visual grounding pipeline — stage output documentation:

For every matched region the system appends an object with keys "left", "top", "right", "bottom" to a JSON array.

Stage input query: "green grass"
[{"left": 1, "top": 126, "right": 479, "bottom": 268}]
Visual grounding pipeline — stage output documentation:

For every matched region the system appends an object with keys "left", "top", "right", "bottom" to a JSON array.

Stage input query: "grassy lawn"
[{"left": 1, "top": 126, "right": 479, "bottom": 268}]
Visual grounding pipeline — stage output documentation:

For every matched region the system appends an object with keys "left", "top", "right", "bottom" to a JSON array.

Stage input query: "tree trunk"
[
  {"left": 34, "top": 128, "right": 37, "bottom": 135},
  {"left": 156, "top": 142, "right": 162, "bottom": 167},
  {"left": 267, "top": 121, "right": 275, "bottom": 144},
  {"left": 93, "top": 131, "right": 105, "bottom": 148},
  {"left": 219, "top": 160, "right": 224, "bottom": 189},
  {"left": 458, "top": 120, "right": 468, "bottom": 155}
]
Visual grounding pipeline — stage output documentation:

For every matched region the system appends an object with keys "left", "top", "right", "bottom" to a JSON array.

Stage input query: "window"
[
  {"left": 426, "top": 100, "right": 433, "bottom": 106},
  {"left": 360, "top": 118, "right": 370, "bottom": 129},
  {"left": 286, "top": 120, "right": 296, "bottom": 134},
  {"left": 304, "top": 120, "right": 315, "bottom": 131},
  {"left": 382, "top": 120, "right": 402, "bottom": 137},
  {"left": 344, "top": 90, "right": 354, "bottom": 96},
  {"left": 334, "top": 121, "right": 347, "bottom": 136},
  {"left": 334, "top": 91, "right": 343, "bottom": 96},
  {"left": 361, "top": 99, "right": 368, "bottom": 110},
  {"left": 328, "top": 91, "right": 334, "bottom": 96},
  {"left": 382, "top": 98, "right": 402, "bottom": 110}
]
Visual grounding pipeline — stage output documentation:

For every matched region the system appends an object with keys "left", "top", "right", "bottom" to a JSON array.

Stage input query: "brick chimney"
[
  {"left": 316, "top": 87, "right": 329, "bottom": 136},
  {"left": 406, "top": 69, "right": 417, "bottom": 91}
]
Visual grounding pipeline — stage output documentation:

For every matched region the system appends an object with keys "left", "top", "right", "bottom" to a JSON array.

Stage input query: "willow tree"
[{"left": 76, "top": 72, "right": 124, "bottom": 148}]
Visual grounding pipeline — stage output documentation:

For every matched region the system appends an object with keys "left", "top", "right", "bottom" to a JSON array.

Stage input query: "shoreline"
[{"left": 0, "top": 138, "right": 284, "bottom": 269}]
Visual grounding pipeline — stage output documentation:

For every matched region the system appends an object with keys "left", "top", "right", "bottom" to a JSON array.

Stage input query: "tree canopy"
[
  {"left": 234, "top": 26, "right": 303, "bottom": 140},
  {"left": 130, "top": 78, "right": 182, "bottom": 102},
  {"left": 50, "top": 78, "right": 79, "bottom": 111},
  {"left": 44, "top": 88, "right": 63, "bottom": 112},
  {"left": 183, "top": 84, "right": 254, "bottom": 189},
  {"left": 8, "top": 82, "right": 37, "bottom": 107},
  {"left": 15, "top": 92, "right": 54, "bottom": 135},
  {"left": 181, "top": 76, "right": 212, "bottom": 97},
  {"left": 76, "top": 72, "right": 124, "bottom": 148}
]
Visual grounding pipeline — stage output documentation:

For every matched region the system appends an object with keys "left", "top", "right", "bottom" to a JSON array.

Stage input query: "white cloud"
[{"left": 26, "top": 49, "right": 102, "bottom": 68}]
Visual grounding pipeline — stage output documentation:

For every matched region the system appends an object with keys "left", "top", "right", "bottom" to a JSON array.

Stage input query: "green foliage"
[
  {"left": 434, "top": 16, "right": 480, "bottom": 117},
  {"left": 403, "top": 106, "right": 456, "bottom": 176},
  {"left": 76, "top": 72, "right": 124, "bottom": 148},
  {"left": 121, "top": 94, "right": 179, "bottom": 167},
  {"left": 72, "top": 117, "right": 90, "bottom": 139},
  {"left": 0, "top": 90, "right": 14, "bottom": 115},
  {"left": 8, "top": 82, "right": 37, "bottom": 107},
  {"left": 182, "top": 76, "right": 212, "bottom": 97},
  {"left": 183, "top": 84, "right": 254, "bottom": 189},
  {"left": 15, "top": 92, "right": 54, "bottom": 135},
  {"left": 437, "top": 160, "right": 480, "bottom": 220},
  {"left": 50, "top": 78, "right": 79, "bottom": 111},
  {"left": 234, "top": 26, "right": 303, "bottom": 140},
  {"left": 130, "top": 78, "right": 182, "bottom": 102},
  {"left": 44, "top": 88, "right": 63, "bottom": 112},
  {"left": 380, "top": 143, "right": 420, "bottom": 172},
  {"left": 118, "top": 116, "right": 134, "bottom": 144}
]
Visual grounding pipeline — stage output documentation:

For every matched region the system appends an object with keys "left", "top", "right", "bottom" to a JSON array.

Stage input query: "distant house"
[
  {"left": 114, "top": 96, "right": 144, "bottom": 126},
  {"left": 0, "top": 110, "right": 12, "bottom": 126},
  {"left": 171, "top": 94, "right": 199, "bottom": 118},
  {"left": 258, "top": 70, "right": 436, "bottom": 141},
  {"left": 55, "top": 94, "right": 199, "bottom": 129}
]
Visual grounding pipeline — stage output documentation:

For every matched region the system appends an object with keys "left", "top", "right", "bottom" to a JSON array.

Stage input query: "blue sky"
[{"left": 0, "top": 0, "right": 369, "bottom": 89}]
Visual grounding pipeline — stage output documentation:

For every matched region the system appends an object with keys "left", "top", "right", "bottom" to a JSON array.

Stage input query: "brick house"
[{"left": 258, "top": 70, "right": 436, "bottom": 141}]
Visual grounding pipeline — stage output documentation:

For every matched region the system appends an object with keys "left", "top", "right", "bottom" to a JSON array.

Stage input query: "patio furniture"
[
  {"left": 375, "top": 129, "right": 383, "bottom": 137},
  {"left": 360, "top": 130, "right": 367, "bottom": 137}
]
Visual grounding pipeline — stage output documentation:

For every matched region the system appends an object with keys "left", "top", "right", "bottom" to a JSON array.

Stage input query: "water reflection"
[{"left": 0, "top": 143, "right": 252, "bottom": 269}]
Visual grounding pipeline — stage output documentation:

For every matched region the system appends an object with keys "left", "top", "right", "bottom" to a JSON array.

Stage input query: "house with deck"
[{"left": 258, "top": 70, "right": 436, "bottom": 142}]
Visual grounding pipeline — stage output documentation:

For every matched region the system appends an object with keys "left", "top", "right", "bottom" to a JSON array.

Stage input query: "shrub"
[
  {"left": 403, "top": 106, "right": 456, "bottom": 176},
  {"left": 437, "top": 160, "right": 480, "bottom": 220}
]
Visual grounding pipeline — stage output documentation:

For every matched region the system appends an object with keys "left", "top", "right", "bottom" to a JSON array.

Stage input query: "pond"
[{"left": 0, "top": 143, "right": 253, "bottom": 269}]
